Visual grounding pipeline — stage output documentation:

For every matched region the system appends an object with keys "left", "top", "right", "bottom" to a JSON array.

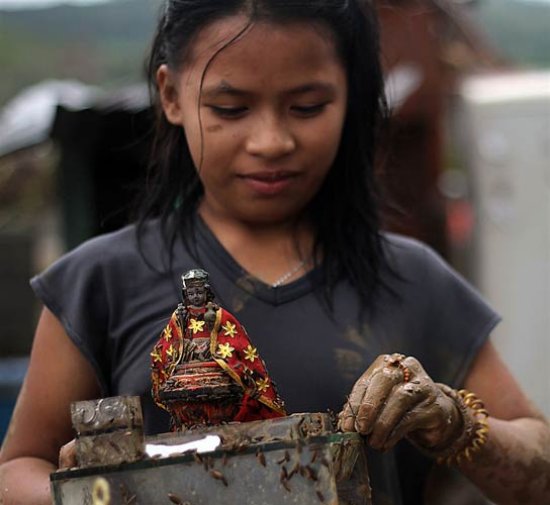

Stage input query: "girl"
[{"left": 0, "top": 1, "right": 548, "bottom": 504}]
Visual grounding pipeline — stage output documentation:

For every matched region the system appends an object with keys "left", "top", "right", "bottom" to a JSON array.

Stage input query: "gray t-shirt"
[{"left": 30, "top": 215, "right": 499, "bottom": 505}]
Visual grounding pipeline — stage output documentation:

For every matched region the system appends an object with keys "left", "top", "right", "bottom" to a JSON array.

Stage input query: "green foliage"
[
  {"left": 0, "top": 0, "right": 548, "bottom": 107},
  {"left": 474, "top": 0, "right": 550, "bottom": 68},
  {"left": 0, "top": 25, "right": 56, "bottom": 104},
  {"left": 0, "top": 0, "right": 162, "bottom": 106}
]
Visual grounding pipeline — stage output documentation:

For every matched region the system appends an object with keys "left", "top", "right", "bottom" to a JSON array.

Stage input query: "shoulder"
[
  {"left": 381, "top": 232, "right": 448, "bottom": 281},
  {"left": 65, "top": 225, "right": 136, "bottom": 265},
  {"left": 382, "top": 232, "right": 429, "bottom": 261},
  {"left": 378, "top": 232, "right": 499, "bottom": 332},
  {"left": 43, "top": 220, "right": 165, "bottom": 278},
  {"left": 68, "top": 220, "right": 162, "bottom": 265},
  {"left": 377, "top": 233, "right": 500, "bottom": 387},
  {"left": 30, "top": 219, "right": 171, "bottom": 311}
]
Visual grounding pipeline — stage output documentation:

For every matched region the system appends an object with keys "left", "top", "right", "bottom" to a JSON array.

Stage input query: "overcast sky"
[
  {"left": 0, "top": 0, "right": 548, "bottom": 8},
  {"left": 0, "top": 0, "right": 110, "bottom": 8}
]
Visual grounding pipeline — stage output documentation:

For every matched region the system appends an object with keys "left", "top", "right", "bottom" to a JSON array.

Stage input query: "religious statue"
[{"left": 151, "top": 269, "right": 286, "bottom": 430}]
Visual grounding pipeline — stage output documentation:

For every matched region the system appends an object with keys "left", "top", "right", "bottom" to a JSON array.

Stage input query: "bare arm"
[
  {"left": 340, "top": 341, "right": 550, "bottom": 505},
  {"left": 0, "top": 308, "right": 101, "bottom": 505},
  {"left": 458, "top": 341, "right": 550, "bottom": 505}
]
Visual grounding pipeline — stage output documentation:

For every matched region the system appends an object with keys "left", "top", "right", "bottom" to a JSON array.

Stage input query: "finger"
[
  {"left": 355, "top": 364, "right": 404, "bottom": 435},
  {"left": 368, "top": 380, "right": 430, "bottom": 450},
  {"left": 400, "top": 355, "right": 431, "bottom": 381},
  {"left": 377, "top": 357, "right": 442, "bottom": 449},
  {"left": 357, "top": 354, "right": 433, "bottom": 438},
  {"left": 339, "top": 375, "right": 369, "bottom": 432},
  {"left": 383, "top": 397, "right": 440, "bottom": 450},
  {"left": 339, "top": 355, "right": 388, "bottom": 432}
]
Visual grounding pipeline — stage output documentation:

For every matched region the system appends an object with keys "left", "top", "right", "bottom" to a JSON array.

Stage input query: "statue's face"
[{"left": 186, "top": 285, "right": 207, "bottom": 308}]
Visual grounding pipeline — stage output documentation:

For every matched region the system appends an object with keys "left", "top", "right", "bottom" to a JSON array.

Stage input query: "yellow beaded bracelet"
[{"left": 435, "top": 385, "right": 490, "bottom": 466}]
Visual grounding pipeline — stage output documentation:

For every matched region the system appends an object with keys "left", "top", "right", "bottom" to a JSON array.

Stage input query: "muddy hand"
[{"left": 338, "top": 353, "right": 462, "bottom": 452}]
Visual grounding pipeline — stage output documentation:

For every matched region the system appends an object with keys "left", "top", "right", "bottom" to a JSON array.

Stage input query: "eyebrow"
[{"left": 201, "top": 80, "right": 336, "bottom": 99}]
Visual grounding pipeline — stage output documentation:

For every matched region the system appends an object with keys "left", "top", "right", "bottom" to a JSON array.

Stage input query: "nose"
[{"left": 245, "top": 114, "right": 296, "bottom": 159}]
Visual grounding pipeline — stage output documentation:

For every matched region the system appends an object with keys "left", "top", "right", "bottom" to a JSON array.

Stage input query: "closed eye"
[
  {"left": 291, "top": 103, "right": 328, "bottom": 117},
  {"left": 207, "top": 105, "right": 248, "bottom": 119}
]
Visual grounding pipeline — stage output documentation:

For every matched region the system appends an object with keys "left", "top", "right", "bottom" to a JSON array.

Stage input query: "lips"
[
  {"left": 240, "top": 170, "right": 298, "bottom": 181},
  {"left": 237, "top": 171, "right": 299, "bottom": 196}
]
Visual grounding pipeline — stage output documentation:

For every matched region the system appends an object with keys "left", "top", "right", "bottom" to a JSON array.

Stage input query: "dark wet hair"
[{"left": 138, "top": 0, "right": 390, "bottom": 308}]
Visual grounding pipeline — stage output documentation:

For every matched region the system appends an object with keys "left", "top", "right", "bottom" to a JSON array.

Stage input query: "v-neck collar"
[{"left": 193, "top": 214, "right": 321, "bottom": 306}]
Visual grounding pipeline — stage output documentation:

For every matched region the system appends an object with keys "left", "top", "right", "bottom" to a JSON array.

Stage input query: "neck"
[{"left": 198, "top": 202, "right": 315, "bottom": 286}]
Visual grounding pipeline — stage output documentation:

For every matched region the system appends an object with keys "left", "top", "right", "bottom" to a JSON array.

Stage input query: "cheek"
[
  {"left": 193, "top": 128, "right": 243, "bottom": 181},
  {"left": 305, "top": 117, "right": 345, "bottom": 170},
  {"left": 182, "top": 125, "right": 203, "bottom": 169},
  {"left": 178, "top": 88, "right": 206, "bottom": 169},
  {"left": 183, "top": 124, "right": 233, "bottom": 176},
  {"left": 323, "top": 107, "right": 347, "bottom": 147}
]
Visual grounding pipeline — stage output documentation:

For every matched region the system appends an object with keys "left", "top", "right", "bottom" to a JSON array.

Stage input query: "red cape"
[{"left": 151, "top": 306, "right": 286, "bottom": 421}]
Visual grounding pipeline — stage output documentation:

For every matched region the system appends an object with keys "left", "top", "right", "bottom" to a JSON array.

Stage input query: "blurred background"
[{"left": 0, "top": 0, "right": 548, "bottom": 474}]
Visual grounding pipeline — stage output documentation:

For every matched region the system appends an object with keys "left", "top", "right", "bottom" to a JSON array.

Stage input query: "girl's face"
[{"left": 158, "top": 15, "right": 348, "bottom": 226}]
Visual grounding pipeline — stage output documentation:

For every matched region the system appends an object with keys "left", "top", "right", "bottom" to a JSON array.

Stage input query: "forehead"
[
  {"left": 182, "top": 15, "right": 344, "bottom": 89},
  {"left": 186, "top": 284, "right": 205, "bottom": 291}
]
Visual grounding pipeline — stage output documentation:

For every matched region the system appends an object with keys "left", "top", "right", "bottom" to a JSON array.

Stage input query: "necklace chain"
[{"left": 271, "top": 259, "right": 308, "bottom": 288}]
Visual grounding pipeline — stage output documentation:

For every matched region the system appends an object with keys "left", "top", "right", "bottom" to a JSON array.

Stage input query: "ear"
[{"left": 157, "top": 64, "right": 184, "bottom": 125}]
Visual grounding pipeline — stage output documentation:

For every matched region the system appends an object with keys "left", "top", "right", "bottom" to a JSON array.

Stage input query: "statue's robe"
[{"left": 151, "top": 305, "right": 286, "bottom": 424}]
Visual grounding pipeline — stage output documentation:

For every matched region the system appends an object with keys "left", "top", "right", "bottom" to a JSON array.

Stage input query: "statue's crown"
[{"left": 181, "top": 268, "right": 209, "bottom": 288}]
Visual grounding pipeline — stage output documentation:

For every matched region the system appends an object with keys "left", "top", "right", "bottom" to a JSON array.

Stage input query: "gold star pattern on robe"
[
  {"left": 256, "top": 378, "right": 270, "bottom": 393},
  {"left": 166, "top": 345, "right": 175, "bottom": 357},
  {"left": 222, "top": 321, "right": 237, "bottom": 338},
  {"left": 188, "top": 319, "right": 205, "bottom": 334},
  {"left": 151, "top": 348, "right": 162, "bottom": 363},
  {"left": 217, "top": 342, "right": 235, "bottom": 359},
  {"left": 163, "top": 325, "right": 172, "bottom": 342},
  {"left": 244, "top": 345, "right": 259, "bottom": 363}
]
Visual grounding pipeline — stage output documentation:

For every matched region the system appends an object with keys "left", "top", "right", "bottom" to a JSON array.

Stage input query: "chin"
[{"left": 237, "top": 205, "right": 307, "bottom": 227}]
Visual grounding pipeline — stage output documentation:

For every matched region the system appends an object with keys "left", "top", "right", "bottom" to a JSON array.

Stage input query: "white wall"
[{"left": 458, "top": 71, "right": 550, "bottom": 416}]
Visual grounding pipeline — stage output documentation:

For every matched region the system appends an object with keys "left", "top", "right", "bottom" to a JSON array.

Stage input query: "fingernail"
[{"left": 347, "top": 420, "right": 358, "bottom": 432}]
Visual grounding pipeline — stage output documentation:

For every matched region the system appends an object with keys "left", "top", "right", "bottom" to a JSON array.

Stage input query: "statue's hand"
[
  {"left": 203, "top": 302, "right": 217, "bottom": 330},
  {"left": 338, "top": 353, "right": 462, "bottom": 452}
]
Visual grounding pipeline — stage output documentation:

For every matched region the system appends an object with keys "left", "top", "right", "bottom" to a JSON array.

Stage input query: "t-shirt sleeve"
[
  {"left": 384, "top": 236, "right": 501, "bottom": 389},
  {"left": 432, "top": 245, "right": 501, "bottom": 388},
  {"left": 417, "top": 243, "right": 501, "bottom": 387},
  {"left": 30, "top": 237, "right": 112, "bottom": 395}
]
